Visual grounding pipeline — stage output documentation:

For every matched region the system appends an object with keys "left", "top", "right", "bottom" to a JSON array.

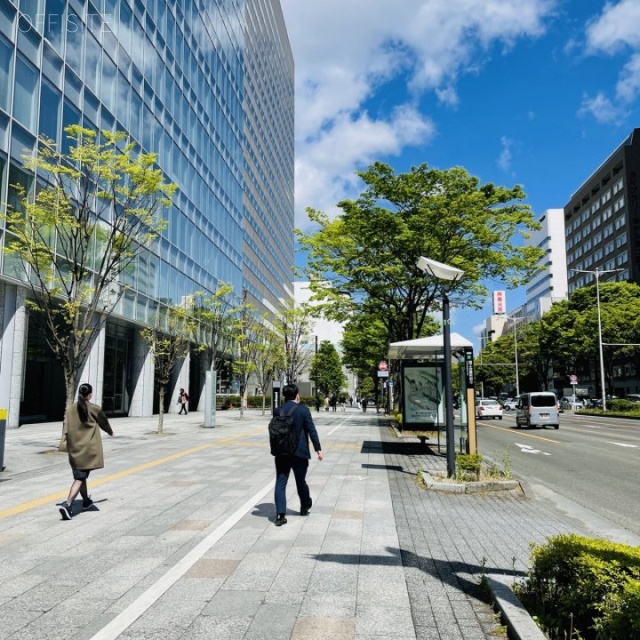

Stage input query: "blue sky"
[{"left": 281, "top": 0, "right": 640, "bottom": 342}]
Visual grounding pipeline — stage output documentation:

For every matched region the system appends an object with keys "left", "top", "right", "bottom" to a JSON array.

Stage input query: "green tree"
[
  {"left": 2, "top": 125, "right": 175, "bottom": 443},
  {"left": 253, "top": 318, "right": 285, "bottom": 415},
  {"left": 298, "top": 162, "right": 542, "bottom": 343},
  {"left": 312, "top": 340, "right": 346, "bottom": 398},
  {"left": 475, "top": 336, "right": 515, "bottom": 397},
  {"left": 140, "top": 306, "right": 197, "bottom": 434},
  {"left": 543, "top": 282, "right": 640, "bottom": 396},
  {"left": 276, "top": 300, "right": 313, "bottom": 383},
  {"left": 193, "top": 283, "right": 241, "bottom": 398},
  {"left": 233, "top": 294, "right": 261, "bottom": 417}
]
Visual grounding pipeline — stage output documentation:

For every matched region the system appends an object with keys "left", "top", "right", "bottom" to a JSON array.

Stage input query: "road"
[{"left": 475, "top": 410, "right": 640, "bottom": 538}]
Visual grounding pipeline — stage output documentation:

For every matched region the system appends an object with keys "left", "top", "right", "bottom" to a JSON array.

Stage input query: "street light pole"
[
  {"left": 314, "top": 335, "right": 319, "bottom": 404},
  {"left": 416, "top": 257, "right": 464, "bottom": 478},
  {"left": 570, "top": 268, "right": 621, "bottom": 411},
  {"left": 514, "top": 322, "right": 520, "bottom": 397}
]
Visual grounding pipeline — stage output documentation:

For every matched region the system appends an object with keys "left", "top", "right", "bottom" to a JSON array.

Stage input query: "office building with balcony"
[
  {"left": 564, "top": 128, "right": 640, "bottom": 395},
  {"left": 564, "top": 129, "right": 640, "bottom": 293},
  {"left": 525, "top": 208, "right": 567, "bottom": 319},
  {"left": 0, "top": 0, "right": 294, "bottom": 426}
]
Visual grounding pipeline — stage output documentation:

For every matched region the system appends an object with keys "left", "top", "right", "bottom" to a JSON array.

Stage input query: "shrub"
[
  {"left": 456, "top": 453, "right": 483, "bottom": 480},
  {"left": 517, "top": 533, "right": 640, "bottom": 639},
  {"left": 607, "top": 399, "right": 639, "bottom": 412}
]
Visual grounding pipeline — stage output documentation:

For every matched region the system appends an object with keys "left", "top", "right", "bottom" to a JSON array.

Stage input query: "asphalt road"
[{"left": 475, "top": 410, "right": 640, "bottom": 538}]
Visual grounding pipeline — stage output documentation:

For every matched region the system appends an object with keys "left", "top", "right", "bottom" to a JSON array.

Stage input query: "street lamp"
[
  {"left": 416, "top": 257, "right": 465, "bottom": 477},
  {"left": 570, "top": 268, "right": 621, "bottom": 411}
]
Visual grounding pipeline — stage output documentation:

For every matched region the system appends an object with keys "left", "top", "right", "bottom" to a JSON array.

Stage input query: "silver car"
[{"left": 476, "top": 399, "right": 503, "bottom": 420}]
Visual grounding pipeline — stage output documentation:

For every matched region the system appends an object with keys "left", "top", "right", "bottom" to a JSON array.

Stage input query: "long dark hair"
[{"left": 77, "top": 383, "right": 93, "bottom": 423}]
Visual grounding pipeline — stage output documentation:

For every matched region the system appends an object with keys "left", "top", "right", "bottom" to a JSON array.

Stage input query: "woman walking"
[
  {"left": 59, "top": 383, "right": 114, "bottom": 520},
  {"left": 178, "top": 388, "right": 189, "bottom": 415}
]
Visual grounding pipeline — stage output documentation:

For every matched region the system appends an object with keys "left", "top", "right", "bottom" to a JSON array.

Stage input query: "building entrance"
[{"left": 103, "top": 324, "right": 133, "bottom": 416}]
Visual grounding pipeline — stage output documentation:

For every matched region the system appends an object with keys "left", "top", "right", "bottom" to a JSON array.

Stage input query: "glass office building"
[{"left": 0, "top": 0, "right": 294, "bottom": 425}]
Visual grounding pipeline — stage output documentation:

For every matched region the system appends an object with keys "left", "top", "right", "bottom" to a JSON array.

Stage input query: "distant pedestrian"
[
  {"left": 59, "top": 383, "right": 113, "bottom": 520},
  {"left": 324, "top": 396, "right": 329, "bottom": 411},
  {"left": 362, "top": 397, "right": 368, "bottom": 412},
  {"left": 273, "top": 383, "right": 323, "bottom": 526},
  {"left": 314, "top": 396, "right": 321, "bottom": 413},
  {"left": 178, "top": 388, "right": 189, "bottom": 414},
  {"left": 330, "top": 395, "right": 337, "bottom": 411}
]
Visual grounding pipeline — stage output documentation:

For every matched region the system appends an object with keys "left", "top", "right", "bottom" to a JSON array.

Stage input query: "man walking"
[{"left": 273, "top": 383, "right": 323, "bottom": 526}]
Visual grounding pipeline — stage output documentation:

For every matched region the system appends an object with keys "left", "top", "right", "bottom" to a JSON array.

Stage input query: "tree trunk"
[
  {"left": 59, "top": 371, "right": 78, "bottom": 452},
  {"left": 157, "top": 386, "right": 165, "bottom": 434}
]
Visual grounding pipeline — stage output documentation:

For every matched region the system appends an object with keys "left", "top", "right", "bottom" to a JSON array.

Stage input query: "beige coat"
[{"left": 66, "top": 402, "right": 113, "bottom": 471}]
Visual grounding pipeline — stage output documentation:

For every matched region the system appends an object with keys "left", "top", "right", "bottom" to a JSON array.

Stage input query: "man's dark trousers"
[{"left": 274, "top": 455, "right": 311, "bottom": 514}]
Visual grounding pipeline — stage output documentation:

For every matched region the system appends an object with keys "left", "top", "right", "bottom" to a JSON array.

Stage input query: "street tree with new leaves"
[
  {"left": 3, "top": 125, "right": 176, "bottom": 431},
  {"left": 140, "top": 305, "right": 198, "bottom": 434},
  {"left": 253, "top": 318, "right": 285, "bottom": 415},
  {"left": 312, "top": 340, "right": 346, "bottom": 398},
  {"left": 276, "top": 300, "right": 313, "bottom": 383},
  {"left": 298, "top": 162, "right": 543, "bottom": 344},
  {"left": 193, "top": 283, "right": 241, "bottom": 401}
]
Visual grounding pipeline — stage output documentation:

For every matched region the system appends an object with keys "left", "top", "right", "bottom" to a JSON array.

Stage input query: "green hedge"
[{"left": 516, "top": 533, "right": 640, "bottom": 639}]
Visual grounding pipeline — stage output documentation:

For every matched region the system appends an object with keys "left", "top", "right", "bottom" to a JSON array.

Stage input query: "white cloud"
[
  {"left": 497, "top": 136, "right": 514, "bottom": 173},
  {"left": 616, "top": 52, "right": 640, "bottom": 103},
  {"left": 280, "top": 0, "right": 557, "bottom": 228},
  {"left": 580, "top": 0, "right": 640, "bottom": 118},
  {"left": 585, "top": 0, "right": 640, "bottom": 54},
  {"left": 578, "top": 92, "right": 629, "bottom": 124}
]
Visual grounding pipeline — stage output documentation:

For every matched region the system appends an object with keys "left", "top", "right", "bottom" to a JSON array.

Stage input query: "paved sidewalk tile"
[{"left": 0, "top": 409, "right": 635, "bottom": 639}]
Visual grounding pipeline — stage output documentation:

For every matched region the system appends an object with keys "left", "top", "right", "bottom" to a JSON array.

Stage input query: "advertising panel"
[
  {"left": 402, "top": 363, "right": 443, "bottom": 428},
  {"left": 492, "top": 290, "right": 506, "bottom": 314}
]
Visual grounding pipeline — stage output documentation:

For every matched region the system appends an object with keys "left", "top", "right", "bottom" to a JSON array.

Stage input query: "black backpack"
[{"left": 268, "top": 404, "right": 300, "bottom": 456}]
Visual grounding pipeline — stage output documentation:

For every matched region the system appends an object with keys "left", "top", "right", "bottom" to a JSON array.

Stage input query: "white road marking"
[
  {"left": 328, "top": 416, "right": 354, "bottom": 435},
  {"left": 515, "top": 443, "right": 552, "bottom": 456},
  {"left": 608, "top": 442, "right": 638, "bottom": 448},
  {"left": 89, "top": 479, "right": 276, "bottom": 640}
]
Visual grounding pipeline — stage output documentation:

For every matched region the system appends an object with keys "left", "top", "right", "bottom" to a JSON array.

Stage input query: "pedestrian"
[
  {"left": 330, "top": 395, "right": 337, "bottom": 411},
  {"left": 59, "top": 383, "right": 113, "bottom": 520},
  {"left": 324, "top": 396, "right": 329, "bottom": 411},
  {"left": 178, "top": 388, "right": 189, "bottom": 414},
  {"left": 362, "top": 397, "right": 368, "bottom": 412},
  {"left": 314, "top": 396, "right": 321, "bottom": 413},
  {"left": 273, "top": 383, "right": 323, "bottom": 526}
]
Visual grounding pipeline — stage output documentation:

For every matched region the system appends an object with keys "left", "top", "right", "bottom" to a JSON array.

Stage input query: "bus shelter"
[{"left": 387, "top": 333, "right": 477, "bottom": 455}]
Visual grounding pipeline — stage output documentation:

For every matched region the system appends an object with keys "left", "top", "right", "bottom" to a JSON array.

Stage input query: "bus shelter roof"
[{"left": 387, "top": 333, "right": 473, "bottom": 360}]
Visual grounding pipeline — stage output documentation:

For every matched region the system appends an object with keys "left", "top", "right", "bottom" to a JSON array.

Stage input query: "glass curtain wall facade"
[
  {"left": 243, "top": 0, "right": 294, "bottom": 314},
  {"left": 0, "top": 0, "right": 294, "bottom": 424}
]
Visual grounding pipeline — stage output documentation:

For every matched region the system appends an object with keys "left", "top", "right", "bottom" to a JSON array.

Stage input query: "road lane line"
[
  {"left": 328, "top": 416, "right": 355, "bottom": 435},
  {"left": 89, "top": 479, "right": 275, "bottom": 640},
  {"left": 481, "top": 423, "right": 561, "bottom": 444},
  {"left": 0, "top": 427, "right": 265, "bottom": 520}
]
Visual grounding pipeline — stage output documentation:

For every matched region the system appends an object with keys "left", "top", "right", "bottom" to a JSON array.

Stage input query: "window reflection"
[
  {"left": 14, "top": 56, "right": 38, "bottom": 131},
  {"left": 0, "top": 36, "right": 12, "bottom": 112},
  {"left": 38, "top": 79, "right": 61, "bottom": 143}
]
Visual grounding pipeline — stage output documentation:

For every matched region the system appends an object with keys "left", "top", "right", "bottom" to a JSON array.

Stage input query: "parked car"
[
  {"left": 625, "top": 394, "right": 640, "bottom": 403},
  {"left": 501, "top": 398, "right": 519, "bottom": 411},
  {"left": 476, "top": 398, "right": 503, "bottom": 420},
  {"left": 560, "top": 396, "right": 584, "bottom": 410}
]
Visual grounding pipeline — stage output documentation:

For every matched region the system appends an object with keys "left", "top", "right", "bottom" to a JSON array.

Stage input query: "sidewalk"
[{"left": 0, "top": 408, "right": 637, "bottom": 639}]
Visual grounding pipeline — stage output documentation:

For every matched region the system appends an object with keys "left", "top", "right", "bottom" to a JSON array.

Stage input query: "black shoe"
[
  {"left": 275, "top": 514, "right": 287, "bottom": 526},
  {"left": 59, "top": 503, "right": 73, "bottom": 520},
  {"left": 82, "top": 497, "right": 95, "bottom": 511},
  {"left": 300, "top": 498, "right": 312, "bottom": 516}
]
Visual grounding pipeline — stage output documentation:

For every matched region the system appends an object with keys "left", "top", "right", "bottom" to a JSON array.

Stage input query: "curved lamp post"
[{"left": 416, "top": 257, "right": 465, "bottom": 477}]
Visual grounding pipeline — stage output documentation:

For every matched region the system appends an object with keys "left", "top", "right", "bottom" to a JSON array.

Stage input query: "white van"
[{"left": 515, "top": 392, "right": 560, "bottom": 429}]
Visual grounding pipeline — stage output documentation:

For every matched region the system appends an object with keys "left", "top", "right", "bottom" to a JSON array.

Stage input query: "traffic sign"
[
  {"left": 569, "top": 374, "right": 578, "bottom": 385},
  {"left": 378, "top": 361, "right": 388, "bottom": 371}
]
